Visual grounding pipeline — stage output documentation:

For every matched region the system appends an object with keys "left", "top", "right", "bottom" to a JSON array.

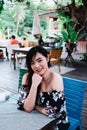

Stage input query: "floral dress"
[
  {"left": 17, "top": 86, "right": 70, "bottom": 130},
  {"left": 36, "top": 90, "right": 70, "bottom": 129}
]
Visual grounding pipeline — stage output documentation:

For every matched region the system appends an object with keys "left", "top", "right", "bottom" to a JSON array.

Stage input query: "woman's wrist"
[
  {"left": 35, "top": 105, "right": 46, "bottom": 115},
  {"left": 31, "top": 83, "right": 38, "bottom": 89}
]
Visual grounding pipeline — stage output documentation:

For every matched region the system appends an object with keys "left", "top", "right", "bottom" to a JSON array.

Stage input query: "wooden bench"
[{"left": 18, "top": 68, "right": 87, "bottom": 130}]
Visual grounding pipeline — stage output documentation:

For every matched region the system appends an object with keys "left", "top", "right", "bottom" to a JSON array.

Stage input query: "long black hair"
[{"left": 26, "top": 46, "right": 49, "bottom": 91}]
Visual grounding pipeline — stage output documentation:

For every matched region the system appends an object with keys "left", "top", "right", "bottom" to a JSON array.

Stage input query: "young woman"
[{"left": 17, "top": 46, "right": 70, "bottom": 129}]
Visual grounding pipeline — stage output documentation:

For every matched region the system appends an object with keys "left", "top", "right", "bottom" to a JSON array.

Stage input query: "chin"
[{"left": 37, "top": 71, "right": 44, "bottom": 76}]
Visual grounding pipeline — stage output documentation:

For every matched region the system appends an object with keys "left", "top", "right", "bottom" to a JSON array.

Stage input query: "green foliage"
[
  {"left": 54, "top": 34, "right": 63, "bottom": 48},
  {"left": 54, "top": 21, "right": 87, "bottom": 49},
  {"left": 16, "top": 0, "right": 24, "bottom": 2},
  {"left": 0, "top": 0, "right": 4, "bottom": 13},
  {"left": 55, "top": 12, "right": 87, "bottom": 44},
  {"left": 80, "top": 53, "right": 87, "bottom": 61},
  {"left": 61, "top": 24, "right": 87, "bottom": 44},
  {"left": 26, "top": 1, "right": 30, "bottom": 8},
  {"left": 61, "top": 24, "right": 77, "bottom": 43},
  {"left": 0, "top": 0, "right": 55, "bottom": 38},
  {"left": 40, "top": 19, "right": 47, "bottom": 30}
]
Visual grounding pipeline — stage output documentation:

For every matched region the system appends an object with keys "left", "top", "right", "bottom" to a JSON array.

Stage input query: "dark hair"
[
  {"left": 11, "top": 35, "right": 15, "bottom": 39},
  {"left": 26, "top": 46, "right": 49, "bottom": 92},
  {"left": 23, "top": 37, "right": 26, "bottom": 40}
]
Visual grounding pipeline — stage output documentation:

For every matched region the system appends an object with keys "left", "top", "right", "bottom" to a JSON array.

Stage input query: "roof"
[{"left": 39, "top": 11, "right": 58, "bottom": 18}]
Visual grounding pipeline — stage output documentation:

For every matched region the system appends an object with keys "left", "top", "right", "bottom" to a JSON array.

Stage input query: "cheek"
[
  {"left": 43, "top": 61, "right": 48, "bottom": 68},
  {"left": 31, "top": 65, "right": 34, "bottom": 70}
]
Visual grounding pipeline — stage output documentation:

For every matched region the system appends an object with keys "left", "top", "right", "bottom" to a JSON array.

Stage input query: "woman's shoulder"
[
  {"left": 22, "top": 72, "right": 29, "bottom": 79},
  {"left": 22, "top": 73, "right": 29, "bottom": 85},
  {"left": 52, "top": 72, "right": 64, "bottom": 91},
  {"left": 53, "top": 72, "right": 62, "bottom": 80}
]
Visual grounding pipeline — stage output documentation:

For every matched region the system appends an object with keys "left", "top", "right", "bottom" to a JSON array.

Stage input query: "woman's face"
[{"left": 31, "top": 52, "right": 49, "bottom": 76}]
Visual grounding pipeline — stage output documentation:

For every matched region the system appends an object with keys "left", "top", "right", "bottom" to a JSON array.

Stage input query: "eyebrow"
[{"left": 31, "top": 57, "right": 42, "bottom": 62}]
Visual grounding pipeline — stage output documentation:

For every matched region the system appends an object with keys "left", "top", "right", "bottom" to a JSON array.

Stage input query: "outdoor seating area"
[
  {"left": 17, "top": 67, "right": 87, "bottom": 130},
  {"left": 0, "top": 0, "right": 87, "bottom": 130},
  {"left": 0, "top": 51, "right": 87, "bottom": 130},
  {"left": 0, "top": 35, "right": 87, "bottom": 130},
  {"left": 0, "top": 64, "right": 87, "bottom": 130}
]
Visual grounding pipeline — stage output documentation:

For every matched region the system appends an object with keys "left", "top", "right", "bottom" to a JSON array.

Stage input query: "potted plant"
[
  {"left": 53, "top": 34, "right": 63, "bottom": 49},
  {"left": 54, "top": 22, "right": 87, "bottom": 50}
]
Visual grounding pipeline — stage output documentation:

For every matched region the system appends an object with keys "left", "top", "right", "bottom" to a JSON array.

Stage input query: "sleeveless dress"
[{"left": 17, "top": 87, "right": 70, "bottom": 130}]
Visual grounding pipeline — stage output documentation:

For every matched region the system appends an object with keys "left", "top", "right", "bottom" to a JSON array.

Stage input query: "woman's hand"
[
  {"left": 23, "top": 74, "right": 42, "bottom": 112},
  {"left": 32, "top": 73, "right": 42, "bottom": 88},
  {"left": 35, "top": 105, "right": 46, "bottom": 115}
]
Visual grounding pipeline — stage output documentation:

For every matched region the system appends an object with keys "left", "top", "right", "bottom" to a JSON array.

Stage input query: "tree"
[
  {"left": 12, "top": 4, "right": 25, "bottom": 36},
  {"left": 52, "top": 0, "right": 87, "bottom": 32},
  {"left": 0, "top": 0, "right": 4, "bottom": 13}
]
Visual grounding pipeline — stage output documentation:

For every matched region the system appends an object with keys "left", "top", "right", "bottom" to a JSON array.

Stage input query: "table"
[
  {"left": 13, "top": 46, "right": 51, "bottom": 70},
  {"left": 0, "top": 99, "right": 57, "bottom": 130}
]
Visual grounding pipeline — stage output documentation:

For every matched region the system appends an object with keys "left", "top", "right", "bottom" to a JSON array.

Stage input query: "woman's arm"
[
  {"left": 35, "top": 106, "right": 46, "bottom": 115},
  {"left": 23, "top": 73, "right": 42, "bottom": 112}
]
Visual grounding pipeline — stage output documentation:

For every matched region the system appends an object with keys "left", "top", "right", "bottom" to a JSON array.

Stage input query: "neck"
[{"left": 43, "top": 69, "right": 52, "bottom": 82}]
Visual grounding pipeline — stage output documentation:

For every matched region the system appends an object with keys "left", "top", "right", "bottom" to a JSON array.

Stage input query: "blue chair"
[{"left": 63, "top": 77, "right": 87, "bottom": 130}]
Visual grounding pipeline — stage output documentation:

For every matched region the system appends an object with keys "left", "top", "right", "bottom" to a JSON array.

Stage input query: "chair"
[
  {"left": 63, "top": 77, "right": 87, "bottom": 130},
  {"left": 49, "top": 47, "right": 62, "bottom": 72},
  {"left": 7, "top": 44, "right": 26, "bottom": 67},
  {"left": 17, "top": 68, "right": 87, "bottom": 129},
  {"left": 18, "top": 67, "right": 28, "bottom": 91},
  {"left": 0, "top": 49, "right": 5, "bottom": 61}
]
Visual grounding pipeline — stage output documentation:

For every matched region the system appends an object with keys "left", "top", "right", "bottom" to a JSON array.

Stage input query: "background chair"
[
  {"left": 49, "top": 47, "right": 62, "bottom": 72},
  {"left": 18, "top": 67, "right": 28, "bottom": 91},
  {"left": 0, "top": 49, "right": 5, "bottom": 61},
  {"left": 7, "top": 44, "right": 26, "bottom": 67}
]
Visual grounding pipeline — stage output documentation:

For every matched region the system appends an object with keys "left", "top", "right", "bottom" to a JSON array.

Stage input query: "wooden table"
[{"left": 13, "top": 46, "right": 51, "bottom": 70}]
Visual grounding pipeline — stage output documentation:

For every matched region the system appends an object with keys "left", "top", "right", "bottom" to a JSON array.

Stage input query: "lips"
[{"left": 35, "top": 68, "right": 42, "bottom": 73}]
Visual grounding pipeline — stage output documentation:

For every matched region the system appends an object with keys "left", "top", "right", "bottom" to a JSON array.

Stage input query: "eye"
[{"left": 37, "top": 59, "right": 42, "bottom": 63}]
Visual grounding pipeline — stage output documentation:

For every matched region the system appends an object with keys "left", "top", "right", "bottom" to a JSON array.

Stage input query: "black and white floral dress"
[
  {"left": 36, "top": 90, "right": 70, "bottom": 129},
  {"left": 17, "top": 87, "right": 70, "bottom": 130}
]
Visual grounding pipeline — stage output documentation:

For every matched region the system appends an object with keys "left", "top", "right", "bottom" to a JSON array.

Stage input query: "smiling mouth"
[{"left": 36, "top": 69, "right": 42, "bottom": 73}]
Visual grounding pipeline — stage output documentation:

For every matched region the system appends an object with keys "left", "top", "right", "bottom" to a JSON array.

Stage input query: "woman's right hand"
[{"left": 32, "top": 73, "right": 42, "bottom": 88}]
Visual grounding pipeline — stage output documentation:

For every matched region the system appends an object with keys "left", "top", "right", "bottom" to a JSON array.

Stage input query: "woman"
[
  {"left": 17, "top": 46, "right": 70, "bottom": 129},
  {"left": 34, "top": 34, "right": 44, "bottom": 46}
]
